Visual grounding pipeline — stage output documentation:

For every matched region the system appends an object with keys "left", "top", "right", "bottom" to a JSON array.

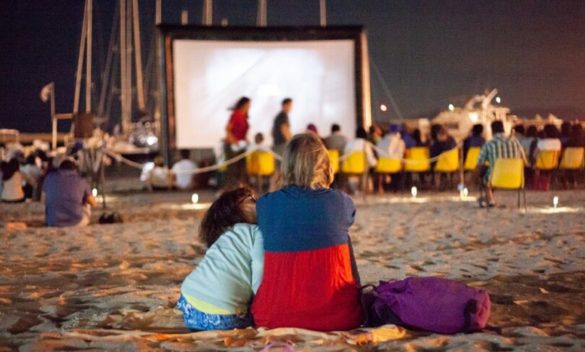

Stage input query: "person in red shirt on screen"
[{"left": 225, "top": 97, "right": 251, "bottom": 187}]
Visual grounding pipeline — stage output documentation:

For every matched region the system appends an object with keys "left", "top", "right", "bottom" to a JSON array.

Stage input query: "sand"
[{"left": 1, "top": 185, "right": 584, "bottom": 351}]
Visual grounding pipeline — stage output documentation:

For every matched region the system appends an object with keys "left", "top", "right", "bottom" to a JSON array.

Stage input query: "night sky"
[{"left": 1, "top": 0, "right": 585, "bottom": 133}]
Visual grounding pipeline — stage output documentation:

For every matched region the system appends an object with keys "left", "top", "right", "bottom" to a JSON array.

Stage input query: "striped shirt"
[{"left": 478, "top": 134, "right": 527, "bottom": 178}]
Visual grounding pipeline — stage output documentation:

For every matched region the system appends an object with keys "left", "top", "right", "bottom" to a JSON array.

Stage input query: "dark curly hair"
[{"left": 199, "top": 187, "right": 255, "bottom": 247}]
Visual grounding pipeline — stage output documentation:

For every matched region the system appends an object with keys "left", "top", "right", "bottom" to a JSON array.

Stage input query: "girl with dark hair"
[
  {"left": 178, "top": 187, "right": 263, "bottom": 331},
  {"left": 1, "top": 158, "right": 25, "bottom": 202},
  {"left": 225, "top": 97, "right": 251, "bottom": 186}
]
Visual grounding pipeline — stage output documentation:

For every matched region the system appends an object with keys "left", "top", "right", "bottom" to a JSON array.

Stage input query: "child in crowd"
[
  {"left": 146, "top": 155, "right": 173, "bottom": 190},
  {"left": 178, "top": 187, "right": 263, "bottom": 330},
  {"left": 251, "top": 133, "right": 363, "bottom": 331}
]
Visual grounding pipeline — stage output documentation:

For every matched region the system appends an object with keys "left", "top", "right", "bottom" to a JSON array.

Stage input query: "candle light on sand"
[
  {"left": 553, "top": 196, "right": 559, "bottom": 209},
  {"left": 191, "top": 193, "right": 199, "bottom": 204},
  {"left": 460, "top": 187, "right": 469, "bottom": 199},
  {"left": 92, "top": 188, "right": 98, "bottom": 197},
  {"left": 411, "top": 186, "right": 418, "bottom": 198}
]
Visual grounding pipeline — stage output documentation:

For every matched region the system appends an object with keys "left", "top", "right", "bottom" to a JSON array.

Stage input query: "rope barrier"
[
  {"left": 104, "top": 139, "right": 464, "bottom": 177},
  {"left": 104, "top": 146, "right": 283, "bottom": 176}
]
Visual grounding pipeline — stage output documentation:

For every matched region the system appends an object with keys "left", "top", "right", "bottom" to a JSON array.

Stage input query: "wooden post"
[
  {"left": 50, "top": 83, "right": 57, "bottom": 150},
  {"left": 202, "top": 0, "right": 212, "bottom": 25},
  {"left": 257, "top": 0, "right": 267, "bottom": 27},
  {"left": 73, "top": 0, "right": 88, "bottom": 114},
  {"left": 320, "top": 0, "right": 327, "bottom": 27}
]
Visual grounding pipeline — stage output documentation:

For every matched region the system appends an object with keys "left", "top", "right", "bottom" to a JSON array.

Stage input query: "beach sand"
[{"left": 1, "top": 185, "right": 584, "bottom": 351}]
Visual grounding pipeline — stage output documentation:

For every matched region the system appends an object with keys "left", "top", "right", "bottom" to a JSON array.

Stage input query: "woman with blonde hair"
[{"left": 251, "top": 133, "right": 363, "bottom": 331}]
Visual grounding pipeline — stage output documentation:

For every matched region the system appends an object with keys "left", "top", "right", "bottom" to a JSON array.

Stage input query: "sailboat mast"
[
  {"left": 119, "top": 0, "right": 130, "bottom": 132},
  {"left": 85, "top": 0, "right": 93, "bottom": 113},
  {"left": 132, "top": 0, "right": 145, "bottom": 112},
  {"left": 73, "top": 0, "right": 88, "bottom": 114}
]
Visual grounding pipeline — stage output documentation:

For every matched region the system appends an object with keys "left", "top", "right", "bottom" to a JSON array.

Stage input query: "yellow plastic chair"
[
  {"left": 341, "top": 151, "right": 367, "bottom": 175},
  {"left": 327, "top": 149, "right": 340, "bottom": 174},
  {"left": 559, "top": 147, "right": 585, "bottom": 170},
  {"left": 404, "top": 147, "right": 430, "bottom": 172},
  {"left": 534, "top": 150, "right": 560, "bottom": 170},
  {"left": 375, "top": 157, "right": 402, "bottom": 174},
  {"left": 246, "top": 151, "right": 275, "bottom": 176},
  {"left": 489, "top": 158, "right": 526, "bottom": 209},
  {"left": 464, "top": 147, "right": 481, "bottom": 171},
  {"left": 434, "top": 148, "right": 459, "bottom": 173}
]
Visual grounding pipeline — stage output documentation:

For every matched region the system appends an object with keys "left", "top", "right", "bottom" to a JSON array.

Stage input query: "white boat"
[{"left": 432, "top": 89, "right": 514, "bottom": 141}]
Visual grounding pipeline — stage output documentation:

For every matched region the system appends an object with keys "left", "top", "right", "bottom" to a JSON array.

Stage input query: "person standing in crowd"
[
  {"left": 463, "top": 124, "right": 486, "bottom": 156},
  {"left": 324, "top": 123, "right": 348, "bottom": 154},
  {"left": 476, "top": 121, "right": 526, "bottom": 207},
  {"left": 225, "top": 97, "right": 251, "bottom": 187},
  {"left": 1, "top": 158, "right": 25, "bottom": 203},
  {"left": 43, "top": 157, "right": 96, "bottom": 226},
  {"left": 172, "top": 150, "right": 197, "bottom": 190},
  {"left": 271, "top": 98, "right": 292, "bottom": 156}
]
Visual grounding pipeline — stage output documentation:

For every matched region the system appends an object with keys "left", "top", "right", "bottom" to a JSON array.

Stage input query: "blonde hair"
[{"left": 281, "top": 133, "right": 333, "bottom": 189}]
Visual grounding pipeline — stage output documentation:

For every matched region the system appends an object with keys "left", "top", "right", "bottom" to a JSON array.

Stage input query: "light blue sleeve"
[{"left": 250, "top": 227, "right": 265, "bottom": 293}]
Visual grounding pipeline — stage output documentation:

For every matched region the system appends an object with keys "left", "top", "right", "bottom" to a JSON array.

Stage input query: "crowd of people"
[
  {"left": 0, "top": 146, "right": 96, "bottom": 227},
  {"left": 2, "top": 94, "right": 584, "bottom": 224},
  {"left": 212, "top": 96, "right": 585, "bottom": 199}
]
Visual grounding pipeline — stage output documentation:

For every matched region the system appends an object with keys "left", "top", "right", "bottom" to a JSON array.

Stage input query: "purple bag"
[{"left": 362, "top": 277, "right": 491, "bottom": 334}]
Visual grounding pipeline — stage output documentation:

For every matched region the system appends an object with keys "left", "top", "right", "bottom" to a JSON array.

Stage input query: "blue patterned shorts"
[{"left": 176, "top": 294, "right": 253, "bottom": 330}]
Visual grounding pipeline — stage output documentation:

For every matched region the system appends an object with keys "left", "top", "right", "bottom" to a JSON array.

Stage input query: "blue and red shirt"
[{"left": 251, "top": 186, "right": 363, "bottom": 331}]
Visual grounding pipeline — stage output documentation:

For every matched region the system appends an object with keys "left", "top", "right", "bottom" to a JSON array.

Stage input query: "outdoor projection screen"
[{"left": 159, "top": 26, "right": 371, "bottom": 152}]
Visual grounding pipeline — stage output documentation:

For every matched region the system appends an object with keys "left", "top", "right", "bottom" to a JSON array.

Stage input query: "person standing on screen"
[
  {"left": 271, "top": 98, "right": 293, "bottom": 156},
  {"left": 225, "top": 97, "right": 251, "bottom": 187}
]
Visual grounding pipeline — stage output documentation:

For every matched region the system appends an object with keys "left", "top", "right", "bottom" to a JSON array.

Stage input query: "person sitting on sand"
[
  {"left": 1, "top": 158, "right": 25, "bottom": 203},
  {"left": 171, "top": 150, "right": 197, "bottom": 190},
  {"left": 251, "top": 133, "right": 363, "bottom": 331},
  {"left": 43, "top": 157, "right": 96, "bottom": 226},
  {"left": 146, "top": 156, "right": 173, "bottom": 190},
  {"left": 177, "top": 187, "right": 263, "bottom": 330}
]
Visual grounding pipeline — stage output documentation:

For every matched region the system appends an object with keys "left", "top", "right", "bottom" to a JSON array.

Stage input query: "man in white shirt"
[
  {"left": 376, "top": 124, "right": 406, "bottom": 159},
  {"left": 172, "top": 150, "right": 197, "bottom": 190}
]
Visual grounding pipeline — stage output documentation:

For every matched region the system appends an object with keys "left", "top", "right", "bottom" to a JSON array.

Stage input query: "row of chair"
[{"left": 244, "top": 146, "right": 585, "bottom": 177}]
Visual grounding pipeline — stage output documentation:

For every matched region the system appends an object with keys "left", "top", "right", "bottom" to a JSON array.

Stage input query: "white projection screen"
[{"left": 159, "top": 26, "right": 371, "bottom": 155}]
